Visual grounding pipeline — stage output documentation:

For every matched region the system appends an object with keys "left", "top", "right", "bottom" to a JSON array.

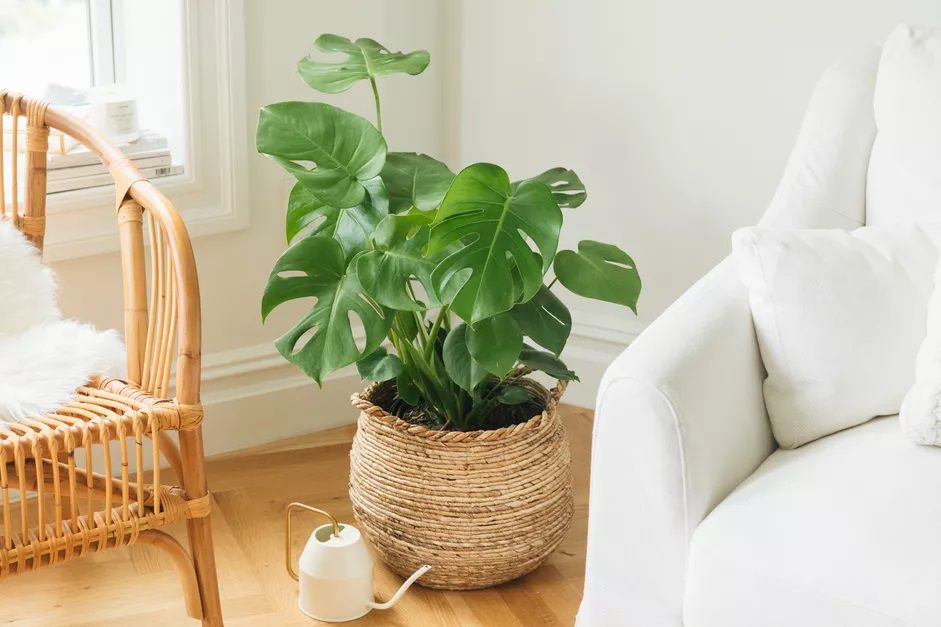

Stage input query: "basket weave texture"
[{"left": 349, "top": 378, "right": 574, "bottom": 590}]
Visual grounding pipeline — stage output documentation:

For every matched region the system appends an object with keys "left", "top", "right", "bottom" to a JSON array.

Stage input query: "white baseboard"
[
  {"left": 199, "top": 343, "right": 361, "bottom": 456},
  {"left": 199, "top": 315, "right": 644, "bottom": 455},
  {"left": 561, "top": 313, "right": 644, "bottom": 408}
]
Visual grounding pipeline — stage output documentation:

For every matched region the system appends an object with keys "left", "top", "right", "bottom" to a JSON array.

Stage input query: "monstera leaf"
[
  {"left": 381, "top": 152, "right": 455, "bottom": 213},
  {"left": 257, "top": 102, "right": 386, "bottom": 208},
  {"left": 356, "top": 212, "right": 440, "bottom": 311},
  {"left": 518, "top": 345, "right": 578, "bottom": 381},
  {"left": 261, "top": 235, "right": 391, "bottom": 384},
  {"left": 513, "top": 167, "right": 586, "bottom": 209},
  {"left": 510, "top": 285, "right": 571, "bottom": 355},
  {"left": 442, "top": 323, "right": 489, "bottom": 393},
  {"left": 466, "top": 313, "right": 522, "bottom": 377},
  {"left": 428, "top": 163, "right": 563, "bottom": 324},
  {"left": 297, "top": 34, "right": 430, "bottom": 94},
  {"left": 554, "top": 240, "right": 641, "bottom": 313},
  {"left": 285, "top": 178, "right": 388, "bottom": 258},
  {"left": 356, "top": 346, "right": 403, "bottom": 381}
]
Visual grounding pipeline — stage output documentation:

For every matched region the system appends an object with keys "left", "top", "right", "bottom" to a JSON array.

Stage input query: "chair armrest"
[{"left": 578, "top": 257, "right": 776, "bottom": 627}]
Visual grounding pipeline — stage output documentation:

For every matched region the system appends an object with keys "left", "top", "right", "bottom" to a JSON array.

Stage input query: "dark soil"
[{"left": 370, "top": 380, "right": 547, "bottom": 432}]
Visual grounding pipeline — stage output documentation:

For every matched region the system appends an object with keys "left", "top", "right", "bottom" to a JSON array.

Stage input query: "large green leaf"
[
  {"left": 510, "top": 285, "right": 571, "bottom": 355},
  {"left": 261, "top": 236, "right": 391, "bottom": 384},
  {"left": 554, "top": 240, "right": 641, "bottom": 313},
  {"left": 496, "top": 385, "right": 531, "bottom": 405},
  {"left": 513, "top": 167, "right": 586, "bottom": 209},
  {"left": 428, "top": 163, "right": 563, "bottom": 324},
  {"left": 285, "top": 178, "right": 388, "bottom": 258},
  {"left": 381, "top": 152, "right": 455, "bottom": 213},
  {"left": 257, "top": 102, "right": 386, "bottom": 208},
  {"left": 442, "top": 324, "right": 489, "bottom": 393},
  {"left": 356, "top": 213, "right": 440, "bottom": 311},
  {"left": 466, "top": 313, "right": 523, "bottom": 377},
  {"left": 297, "top": 34, "right": 430, "bottom": 94},
  {"left": 518, "top": 345, "right": 578, "bottom": 381},
  {"left": 395, "top": 371, "right": 421, "bottom": 405},
  {"left": 356, "top": 346, "right": 403, "bottom": 381}
]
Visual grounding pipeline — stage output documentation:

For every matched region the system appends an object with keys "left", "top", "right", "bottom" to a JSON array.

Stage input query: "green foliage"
[
  {"left": 256, "top": 102, "right": 386, "bottom": 209},
  {"left": 382, "top": 152, "right": 455, "bottom": 213},
  {"left": 298, "top": 35, "right": 430, "bottom": 94},
  {"left": 428, "top": 163, "right": 562, "bottom": 324},
  {"left": 514, "top": 167, "right": 587, "bottom": 209},
  {"left": 261, "top": 236, "right": 391, "bottom": 385},
  {"left": 356, "top": 346, "right": 404, "bottom": 381},
  {"left": 554, "top": 240, "right": 642, "bottom": 313},
  {"left": 355, "top": 213, "right": 440, "bottom": 311},
  {"left": 511, "top": 285, "right": 571, "bottom": 355},
  {"left": 257, "top": 33, "right": 642, "bottom": 430}
]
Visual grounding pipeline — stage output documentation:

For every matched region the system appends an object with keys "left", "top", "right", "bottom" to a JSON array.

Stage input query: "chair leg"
[
  {"left": 178, "top": 428, "right": 224, "bottom": 626},
  {"left": 137, "top": 530, "right": 203, "bottom": 620},
  {"left": 187, "top": 515, "right": 223, "bottom": 626}
]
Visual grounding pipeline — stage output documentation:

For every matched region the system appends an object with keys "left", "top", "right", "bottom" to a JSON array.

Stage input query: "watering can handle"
[{"left": 284, "top": 502, "right": 342, "bottom": 581}]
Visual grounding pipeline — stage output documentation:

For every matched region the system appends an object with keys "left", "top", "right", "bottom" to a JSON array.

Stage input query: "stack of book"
[{"left": 46, "top": 130, "right": 182, "bottom": 194}]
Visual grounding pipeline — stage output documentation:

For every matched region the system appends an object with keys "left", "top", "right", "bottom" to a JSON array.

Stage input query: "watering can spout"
[{"left": 368, "top": 565, "right": 433, "bottom": 610}]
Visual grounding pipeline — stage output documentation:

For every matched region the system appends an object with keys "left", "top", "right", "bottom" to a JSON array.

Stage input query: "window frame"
[
  {"left": 88, "top": 0, "right": 117, "bottom": 86},
  {"left": 40, "top": 0, "right": 249, "bottom": 262}
]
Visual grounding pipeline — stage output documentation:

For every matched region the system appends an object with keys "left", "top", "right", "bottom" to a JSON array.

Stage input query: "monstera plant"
[{"left": 257, "top": 35, "right": 641, "bottom": 431}]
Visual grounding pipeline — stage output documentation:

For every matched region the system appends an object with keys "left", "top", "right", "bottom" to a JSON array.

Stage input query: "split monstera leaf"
[{"left": 257, "top": 34, "right": 641, "bottom": 429}]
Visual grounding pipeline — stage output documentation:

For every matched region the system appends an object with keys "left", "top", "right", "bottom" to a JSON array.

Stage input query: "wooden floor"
[{"left": 0, "top": 406, "right": 593, "bottom": 626}]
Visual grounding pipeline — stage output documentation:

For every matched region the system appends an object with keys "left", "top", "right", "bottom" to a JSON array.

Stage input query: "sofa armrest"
[{"left": 577, "top": 257, "right": 776, "bottom": 627}]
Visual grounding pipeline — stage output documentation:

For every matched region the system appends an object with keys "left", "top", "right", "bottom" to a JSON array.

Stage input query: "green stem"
[
  {"left": 547, "top": 277, "right": 558, "bottom": 289},
  {"left": 369, "top": 76, "right": 383, "bottom": 134},
  {"left": 423, "top": 306, "right": 449, "bottom": 361}
]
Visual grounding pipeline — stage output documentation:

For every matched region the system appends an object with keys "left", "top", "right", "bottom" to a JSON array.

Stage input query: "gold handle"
[{"left": 285, "top": 502, "right": 341, "bottom": 581}]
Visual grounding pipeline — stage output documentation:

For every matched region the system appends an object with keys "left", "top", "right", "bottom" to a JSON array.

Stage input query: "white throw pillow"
[
  {"left": 732, "top": 225, "right": 937, "bottom": 449},
  {"left": 0, "top": 219, "right": 126, "bottom": 421},
  {"left": 901, "top": 256, "right": 941, "bottom": 446},
  {"left": 866, "top": 25, "right": 941, "bottom": 225}
]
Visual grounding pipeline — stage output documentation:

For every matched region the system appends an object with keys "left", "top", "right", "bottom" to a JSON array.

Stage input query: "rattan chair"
[{"left": 0, "top": 92, "right": 223, "bottom": 625}]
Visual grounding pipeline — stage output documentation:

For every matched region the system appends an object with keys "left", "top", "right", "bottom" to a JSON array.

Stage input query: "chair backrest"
[
  {"left": 0, "top": 91, "right": 50, "bottom": 250},
  {"left": 0, "top": 91, "right": 202, "bottom": 404}
]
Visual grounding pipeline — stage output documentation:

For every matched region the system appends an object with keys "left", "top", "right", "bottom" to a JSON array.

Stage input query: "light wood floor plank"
[{"left": 0, "top": 406, "right": 592, "bottom": 626}]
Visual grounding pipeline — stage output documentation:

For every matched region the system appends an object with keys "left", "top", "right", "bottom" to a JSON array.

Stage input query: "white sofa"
[{"left": 578, "top": 45, "right": 941, "bottom": 627}]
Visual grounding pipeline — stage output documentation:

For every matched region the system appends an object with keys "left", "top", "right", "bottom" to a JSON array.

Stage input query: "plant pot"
[{"left": 348, "top": 378, "right": 574, "bottom": 590}]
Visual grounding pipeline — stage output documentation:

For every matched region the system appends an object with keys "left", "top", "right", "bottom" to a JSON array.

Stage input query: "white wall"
[
  {"left": 47, "top": 1, "right": 941, "bottom": 449},
  {"left": 454, "top": 0, "right": 941, "bottom": 402}
]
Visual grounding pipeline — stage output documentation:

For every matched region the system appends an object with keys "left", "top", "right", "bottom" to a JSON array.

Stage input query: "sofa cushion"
[
  {"left": 760, "top": 45, "right": 878, "bottom": 230},
  {"left": 901, "top": 250, "right": 941, "bottom": 446},
  {"left": 684, "top": 416, "right": 941, "bottom": 627},
  {"left": 867, "top": 25, "right": 941, "bottom": 225},
  {"left": 732, "top": 225, "right": 937, "bottom": 449}
]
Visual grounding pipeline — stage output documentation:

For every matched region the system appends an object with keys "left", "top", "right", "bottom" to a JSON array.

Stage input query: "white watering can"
[{"left": 285, "top": 502, "right": 432, "bottom": 622}]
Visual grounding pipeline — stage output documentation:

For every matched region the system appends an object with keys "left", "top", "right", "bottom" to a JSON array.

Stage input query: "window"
[
  {"left": 0, "top": 0, "right": 115, "bottom": 100},
  {"left": 0, "top": 0, "right": 187, "bottom": 177},
  {"left": 0, "top": 0, "right": 248, "bottom": 260}
]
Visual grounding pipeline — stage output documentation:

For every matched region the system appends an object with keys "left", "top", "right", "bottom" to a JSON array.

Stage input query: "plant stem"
[
  {"left": 424, "top": 306, "right": 449, "bottom": 361},
  {"left": 369, "top": 76, "right": 383, "bottom": 134},
  {"left": 547, "top": 277, "right": 558, "bottom": 289}
]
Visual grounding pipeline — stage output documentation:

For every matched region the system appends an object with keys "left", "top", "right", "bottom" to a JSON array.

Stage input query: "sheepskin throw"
[{"left": 0, "top": 219, "right": 125, "bottom": 421}]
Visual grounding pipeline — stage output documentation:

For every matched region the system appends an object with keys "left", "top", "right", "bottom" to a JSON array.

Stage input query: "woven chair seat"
[{"left": 0, "top": 376, "right": 209, "bottom": 575}]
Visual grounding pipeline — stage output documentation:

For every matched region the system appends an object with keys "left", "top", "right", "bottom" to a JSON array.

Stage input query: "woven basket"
[{"left": 348, "top": 378, "right": 573, "bottom": 590}]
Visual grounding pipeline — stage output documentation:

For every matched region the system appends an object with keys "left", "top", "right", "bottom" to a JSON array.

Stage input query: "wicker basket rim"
[{"left": 350, "top": 377, "right": 568, "bottom": 442}]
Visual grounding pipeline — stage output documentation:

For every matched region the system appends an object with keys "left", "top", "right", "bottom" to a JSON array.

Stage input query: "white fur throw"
[{"left": 0, "top": 220, "right": 125, "bottom": 422}]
